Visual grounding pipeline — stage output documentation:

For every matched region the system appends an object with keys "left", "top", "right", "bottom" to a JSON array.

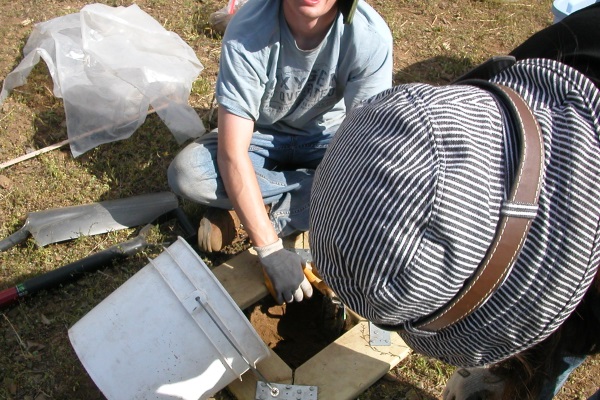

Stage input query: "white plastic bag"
[
  {"left": 209, "top": 0, "right": 249, "bottom": 34},
  {"left": 0, "top": 3, "right": 205, "bottom": 157}
]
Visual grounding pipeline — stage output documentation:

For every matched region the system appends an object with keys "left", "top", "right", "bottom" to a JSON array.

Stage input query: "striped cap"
[{"left": 309, "top": 59, "right": 600, "bottom": 367}]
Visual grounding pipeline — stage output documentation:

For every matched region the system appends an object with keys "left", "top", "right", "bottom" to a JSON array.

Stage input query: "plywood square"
[{"left": 212, "top": 239, "right": 411, "bottom": 400}]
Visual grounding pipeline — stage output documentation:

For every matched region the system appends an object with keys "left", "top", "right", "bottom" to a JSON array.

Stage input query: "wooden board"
[
  {"left": 227, "top": 348, "right": 293, "bottom": 400},
  {"left": 213, "top": 236, "right": 411, "bottom": 400},
  {"left": 212, "top": 233, "right": 308, "bottom": 310},
  {"left": 212, "top": 249, "right": 268, "bottom": 310},
  {"left": 212, "top": 231, "right": 309, "bottom": 310},
  {"left": 282, "top": 231, "right": 310, "bottom": 249},
  {"left": 294, "top": 321, "right": 411, "bottom": 400}
]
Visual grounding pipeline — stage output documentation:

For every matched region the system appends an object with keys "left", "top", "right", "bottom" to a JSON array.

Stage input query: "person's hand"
[
  {"left": 443, "top": 368, "right": 505, "bottom": 400},
  {"left": 255, "top": 239, "right": 313, "bottom": 304}
]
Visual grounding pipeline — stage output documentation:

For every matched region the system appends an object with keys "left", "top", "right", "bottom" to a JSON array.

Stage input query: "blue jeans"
[
  {"left": 167, "top": 129, "right": 332, "bottom": 237},
  {"left": 539, "top": 354, "right": 600, "bottom": 400},
  {"left": 539, "top": 355, "right": 585, "bottom": 399}
]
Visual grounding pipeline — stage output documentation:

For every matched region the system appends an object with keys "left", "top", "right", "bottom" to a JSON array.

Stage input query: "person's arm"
[
  {"left": 217, "top": 108, "right": 312, "bottom": 304},
  {"left": 217, "top": 107, "right": 278, "bottom": 247}
]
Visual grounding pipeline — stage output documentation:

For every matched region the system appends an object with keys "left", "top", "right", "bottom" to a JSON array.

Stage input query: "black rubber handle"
[
  {"left": 24, "top": 234, "right": 149, "bottom": 295},
  {"left": 0, "top": 226, "right": 152, "bottom": 309},
  {"left": 0, "top": 227, "right": 30, "bottom": 252}
]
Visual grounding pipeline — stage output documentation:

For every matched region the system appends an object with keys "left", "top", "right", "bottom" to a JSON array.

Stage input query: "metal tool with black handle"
[
  {"left": 0, "top": 207, "right": 196, "bottom": 309},
  {"left": 0, "top": 191, "right": 179, "bottom": 252}
]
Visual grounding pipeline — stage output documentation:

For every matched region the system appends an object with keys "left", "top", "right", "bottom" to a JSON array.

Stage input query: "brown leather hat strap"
[{"left": 414, "top": 82, "right": 545, "bottom": 332}]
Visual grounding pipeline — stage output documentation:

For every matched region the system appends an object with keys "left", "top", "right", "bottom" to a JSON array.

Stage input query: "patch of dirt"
[{"left": 247, "top": 292, "right": 348, "bottom": 369}]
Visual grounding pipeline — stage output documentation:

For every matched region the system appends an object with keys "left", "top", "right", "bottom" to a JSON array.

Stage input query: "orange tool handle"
[
  {"left": 303, "top": 265, "right": 336, "bottom": 298},
  {"left": 263, "top": 269, "right": 277, "bottom": 300},
  {"left": 263, "top": 262, "right": 335, "bottom": 301}
]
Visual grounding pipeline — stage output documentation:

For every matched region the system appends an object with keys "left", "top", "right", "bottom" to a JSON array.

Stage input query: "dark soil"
[{"left": 247, "top": 291, "right": 348, "bottom": 369}]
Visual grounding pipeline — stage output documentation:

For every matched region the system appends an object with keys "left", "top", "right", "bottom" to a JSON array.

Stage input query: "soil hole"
[{"left": 246, "top": 291, "right": 351, "bottom": 369}]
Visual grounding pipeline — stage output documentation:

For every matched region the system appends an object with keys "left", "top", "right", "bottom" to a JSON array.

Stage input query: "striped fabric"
[{"left": 309, "top": 59, "right": 600, "bottom": 367}]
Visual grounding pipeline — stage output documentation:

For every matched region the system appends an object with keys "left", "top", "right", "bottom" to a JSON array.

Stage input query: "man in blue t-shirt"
[{"left": 168, "top": 0, "right": 393, "bottom": 304}]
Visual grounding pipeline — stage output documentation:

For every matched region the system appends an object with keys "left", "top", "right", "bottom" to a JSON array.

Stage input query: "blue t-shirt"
[{"left": 216, "top": 0, "right": 393, "bottom": 136}]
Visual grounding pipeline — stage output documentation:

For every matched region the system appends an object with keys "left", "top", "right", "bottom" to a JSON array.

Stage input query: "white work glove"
[
  {"left": 443, "top": 367, "right": 506, "bottom": 400},
  {"left": 255, "top": 239, "right": 313, "bottom": 304}
]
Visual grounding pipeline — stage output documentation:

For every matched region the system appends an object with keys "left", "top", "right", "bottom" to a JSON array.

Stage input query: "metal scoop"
[{"left": 0, "top": 191, "right": 178, "bottom": 251}]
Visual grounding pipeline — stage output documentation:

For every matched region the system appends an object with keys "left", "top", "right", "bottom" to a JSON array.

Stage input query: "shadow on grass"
[{"left": 394, "top": 55, "right": 479, "bottom": 85}]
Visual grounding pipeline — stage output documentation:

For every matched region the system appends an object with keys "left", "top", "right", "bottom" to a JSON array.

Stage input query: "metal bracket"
[
  {"left": 369, "top": 322, "right": 391, "bottom": 346},
  {"left": 255, "top": 382, "right": 318, "bottom": 400}
]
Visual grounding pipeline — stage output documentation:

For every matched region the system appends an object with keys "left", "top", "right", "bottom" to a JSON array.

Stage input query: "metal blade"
[{"left": 27, "top": 192, "right": 178, "bottom": 246}]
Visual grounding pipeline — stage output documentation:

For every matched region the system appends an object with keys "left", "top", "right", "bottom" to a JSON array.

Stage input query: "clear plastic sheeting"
[{"left": 0, "top": 3, "right": 205, "bottom": 157}]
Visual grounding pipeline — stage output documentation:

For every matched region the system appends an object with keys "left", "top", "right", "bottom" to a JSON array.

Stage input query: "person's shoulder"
[
  {"left": 350, "top": 1, "right": 393, "bottom": 43},
  {"left": 223, "top": 0, "right": 280, "bottom": 46},
  {"left": 338, "top": 2, "right": 392, "bottom": 60}
]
